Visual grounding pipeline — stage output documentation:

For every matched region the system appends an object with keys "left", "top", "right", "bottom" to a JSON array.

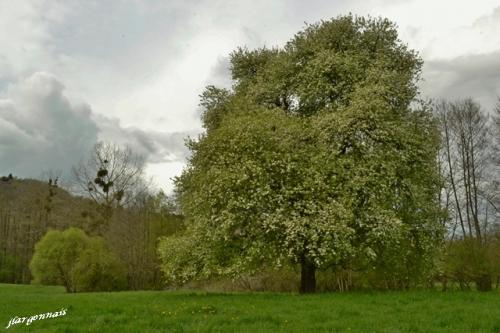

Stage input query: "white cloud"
[
  {"left": 365, "top": 1, "right": 500, "bottom": 59},
  {"left": 145, "top": 160, "right": 186, "bottom": 194}
]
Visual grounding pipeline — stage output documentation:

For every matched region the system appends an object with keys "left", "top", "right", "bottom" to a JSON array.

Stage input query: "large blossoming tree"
[{"left": 159, "top": 15, "right": 443, "bottom": 292}]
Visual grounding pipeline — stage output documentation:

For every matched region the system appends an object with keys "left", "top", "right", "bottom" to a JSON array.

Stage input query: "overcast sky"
[{"left": 1, "top": 0, "right": 499, "bottom": 192}]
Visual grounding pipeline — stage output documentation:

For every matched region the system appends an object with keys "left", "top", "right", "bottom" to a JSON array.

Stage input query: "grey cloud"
[
  {"left": 134, "top": 130, "right": 192, "bottom": 163},
  {"left": 95, "top": 114, "right": 193, "bottom": 164},
  {"left": 421, "top": 51, "right": 500, "bottom": 111},
  {"left": 0, "top": 72, "right": 99, "bottom": 178},
  {"left": 0, "top": 72, "right": 192, "bottom": 180},
  {"left": 0, "top": 0, "right": 358, "bottom": 134}
]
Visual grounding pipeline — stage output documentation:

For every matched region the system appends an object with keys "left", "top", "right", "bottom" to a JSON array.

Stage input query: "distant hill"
[
  {"left": 0, "top": 177, "right": 99, "bottom": 283},
  {"left": 0, "top": 177, "right": 98, "bottom": 228},
  {"left": 0, "top": 176, "right": 184, "bottom": 289}
]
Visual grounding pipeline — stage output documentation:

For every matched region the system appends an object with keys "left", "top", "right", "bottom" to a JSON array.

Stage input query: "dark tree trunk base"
[{"left": 300, "top": 259, "right": 316, "bottom": 293}]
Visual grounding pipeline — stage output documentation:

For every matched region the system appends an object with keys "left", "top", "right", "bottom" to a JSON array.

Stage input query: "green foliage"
[
  {"left": 0, "top": 253, "right": 22, "bottom": 282},
  {"left": 158, "top": 233, "right": 209, "bottom": 285},
  {"left": 442, "top": 238, "right": 500, "bottom": 291},
  {"left": 29, "top": 227, "right": 126, "bottom": 292},
  {"left": 163, "top": 109, "right": 357, "bottom": 283},
  {"left": 161, "top": 15, "right": 443, "bottom": 291},
  {"left": 200, "top": 85, "right": 232, "bottom": 132},
  {"left": 228, "top": 14, "right": 422, "bottom": 117},
  {"left": 72, "top": 238, "right": 127, "bottom": 292},
  {"left": 30, "top": 228, "right": 90, "bottom": 292}
]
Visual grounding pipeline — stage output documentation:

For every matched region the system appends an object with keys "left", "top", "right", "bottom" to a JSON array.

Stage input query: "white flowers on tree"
[{"left": 158, "top": 15, "right": 443, "bottom": 293}]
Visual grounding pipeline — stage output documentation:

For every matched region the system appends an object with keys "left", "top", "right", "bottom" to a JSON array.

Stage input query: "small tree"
[
  {"left": 30, "top": 228, "right": 89, "bottom": 292},
  {"left": 30, "top": 228, "right": 127, "bottom": 292}
]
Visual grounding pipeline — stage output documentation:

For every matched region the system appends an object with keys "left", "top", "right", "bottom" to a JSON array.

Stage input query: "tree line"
[{"left": 0, "top": 143, "right": 184, "bottom": 291}]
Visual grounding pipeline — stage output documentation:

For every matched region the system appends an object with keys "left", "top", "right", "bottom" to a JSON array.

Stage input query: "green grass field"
[{"left": 1, "top": 284, "right": 500, "bottom": 332}]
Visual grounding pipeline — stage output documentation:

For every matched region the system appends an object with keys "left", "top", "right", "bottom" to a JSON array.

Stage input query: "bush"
[
  {"left": 30, "top": 228, "right": 90, "bottom": 292},
  {"left": 443, "top": 238, "right": 500, "bottom": 291},
  {"left": 30, "top": 228, "right": 126, "bottom": 292},
  {"left": 72, "top": 238, "right": 127, "bottom": 292},
  {"left": 0, "top": 253, "right": 22, "bottom": 283}
]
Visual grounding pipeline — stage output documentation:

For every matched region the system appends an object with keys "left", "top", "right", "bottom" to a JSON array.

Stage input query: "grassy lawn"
[{"left": 1, "top": 284, "right": 500, "bottom": 332}]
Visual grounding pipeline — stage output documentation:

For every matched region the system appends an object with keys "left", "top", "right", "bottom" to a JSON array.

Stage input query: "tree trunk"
[
  {"left": 441, "top": 111, "right": 467, "bottom": 238},
  {"left": 300, "top": 259, "right": 316, "bottom": 293}
]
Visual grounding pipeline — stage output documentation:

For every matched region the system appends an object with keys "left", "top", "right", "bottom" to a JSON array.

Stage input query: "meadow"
[{"left": 1, "top": 284, "right": 500, "bottom": 332}]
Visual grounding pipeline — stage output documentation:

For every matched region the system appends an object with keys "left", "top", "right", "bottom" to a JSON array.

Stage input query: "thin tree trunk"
[
  {"left": 468, "top": 133, "right": 482, "bottom": 242},
  {"left": 460, "top": 139, "right": 473, "bottom": 238},
  {"left": 442, "top": 112, "right": 467, "bottom": 237}
]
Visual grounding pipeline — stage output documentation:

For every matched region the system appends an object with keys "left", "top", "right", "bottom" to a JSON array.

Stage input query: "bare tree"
[
  {"left": 436, "top": 101, "right": 467, "bottom": 238},
  {"left": 488, "top": 98, "right": 500, "bottom": 214},
  {"left": 435, "top": 98, "right": 500, "bottom": 291},
  {"left": 437, "top": 99, "right": 492, "bottom": 241},
  {"left": 72, "top": 142, "right": 148, "bottom": 228}
]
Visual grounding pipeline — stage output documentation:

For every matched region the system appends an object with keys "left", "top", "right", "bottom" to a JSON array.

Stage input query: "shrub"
[
  {"left": 30, "top": 228, "right": 126, "bottom": 292},
  {"left": 72, "top": 238, "right": 127, "bottom": 292},
  {"left": 30, "top": 228, "right": 90, "bottom": 292},
  {"left": 443, "top": 238, "right": 500, "bottom": 291},
  {"left": 0, "top": 253, "right": 22, "bottom": 283}
]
